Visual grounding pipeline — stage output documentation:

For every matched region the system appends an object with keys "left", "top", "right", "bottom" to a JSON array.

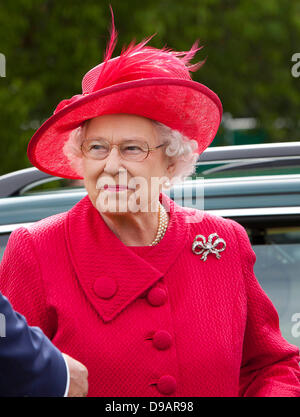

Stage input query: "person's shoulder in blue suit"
[{"left": 0, "top": 292, "right": 67, "bottom": 397}]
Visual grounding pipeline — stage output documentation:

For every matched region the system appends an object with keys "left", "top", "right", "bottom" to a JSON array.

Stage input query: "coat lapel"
[{"left": 64, "top": 193, "right": 190, "bottom": 322}]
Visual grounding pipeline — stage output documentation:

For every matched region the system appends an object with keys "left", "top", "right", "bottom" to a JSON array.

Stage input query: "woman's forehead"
[{"left": 85, "top": 114, "right": 158, "bottom": 143}]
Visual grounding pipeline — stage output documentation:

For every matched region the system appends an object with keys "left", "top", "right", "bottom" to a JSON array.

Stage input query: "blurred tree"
[{"left": 0, "top": 0, "right": 299, "bottom": 175}]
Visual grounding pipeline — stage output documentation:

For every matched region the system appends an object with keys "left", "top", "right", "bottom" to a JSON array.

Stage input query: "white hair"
[{"left": 62, "top": 118, "right": 199, "bottom": 186}]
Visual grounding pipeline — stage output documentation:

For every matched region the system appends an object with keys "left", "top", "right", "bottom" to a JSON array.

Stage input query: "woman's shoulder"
[
  {"left": 178, "top": 205, "right": 251, "bottom": 251},
  {"left": 23, "top": 210, "right": 68, "bottom": 240},
  {"left": 179, "top": 205, "right": 243, "bottom": 233},
  {"left": 12, "top": 196, "right": 90, "bottom": 249}
]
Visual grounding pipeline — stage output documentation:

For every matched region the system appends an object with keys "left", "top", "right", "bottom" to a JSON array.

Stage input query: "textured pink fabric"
[{"left": 0, "top": 193, "right": 300, "bottom": 397}]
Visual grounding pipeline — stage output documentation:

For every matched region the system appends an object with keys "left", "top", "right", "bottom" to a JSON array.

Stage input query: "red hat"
[{"left": 27, "top": 13, "right": 222, "bottom": 179}]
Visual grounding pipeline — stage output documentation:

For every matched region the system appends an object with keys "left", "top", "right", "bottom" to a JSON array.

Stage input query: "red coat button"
[
  {"left": 146, "top": 287, "right": 167, "bottom": 306},
  {"left": 93, "top": 277, "right": 117, "bottom": 299},
  {"left": 157, "top": 375, "right": 177, "bottom": 395},
  {"left": 152, "top": 330, "right": 172, "bottom": 350}
]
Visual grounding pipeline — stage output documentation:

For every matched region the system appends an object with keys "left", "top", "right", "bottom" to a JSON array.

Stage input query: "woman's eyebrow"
[
  {"left": 85, "top": 136, "right": 149, "bottom": 142},
  {"left": 84, "top": 136, "right": 107, "bottom": 141}
]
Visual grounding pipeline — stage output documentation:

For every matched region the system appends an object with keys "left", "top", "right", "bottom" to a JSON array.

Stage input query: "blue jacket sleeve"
[{"left": 0, "top": 292, "right": 68, "bottom": 397}]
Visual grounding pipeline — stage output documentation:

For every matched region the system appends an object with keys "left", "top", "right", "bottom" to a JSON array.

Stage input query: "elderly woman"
[{"left": 0, "top": 20, "right": 300, "bottom": 397}]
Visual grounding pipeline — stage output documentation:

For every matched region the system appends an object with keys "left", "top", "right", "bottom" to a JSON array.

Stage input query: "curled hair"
[
  {"left": 151, "top": 121, "right": 199, "bottom": 186},
  {"left": 62, "top": 123, "right": 87, "bottom": 178},
  {"left": 62, "top": 119, "right": 199, "bottom": 185}
]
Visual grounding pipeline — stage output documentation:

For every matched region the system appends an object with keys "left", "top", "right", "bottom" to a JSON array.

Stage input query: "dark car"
[{"left": 1, "top": 142, "right": 300, "bottom": 348}]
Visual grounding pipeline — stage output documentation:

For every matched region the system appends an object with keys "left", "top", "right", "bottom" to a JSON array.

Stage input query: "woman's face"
[{"left": 82, "top": 113, "right": 174, "bottom": 214}]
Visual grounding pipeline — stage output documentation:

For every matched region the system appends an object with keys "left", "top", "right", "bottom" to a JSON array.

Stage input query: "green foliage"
[{"left": 0, "top": 0, "right": 300, "bottom": 175}]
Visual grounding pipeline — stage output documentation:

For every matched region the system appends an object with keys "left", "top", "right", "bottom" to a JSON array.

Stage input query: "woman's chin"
[
  {"left": 95, "top": 190, "right": 127, "bottom": 214},
  {"left": 94, "top": 189, "right": 154, "bottom": 214}
]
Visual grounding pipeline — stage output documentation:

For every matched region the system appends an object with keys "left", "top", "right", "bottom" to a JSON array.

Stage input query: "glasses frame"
[{"left": 80, "top": 138, "right": 167, "bottom": 162}]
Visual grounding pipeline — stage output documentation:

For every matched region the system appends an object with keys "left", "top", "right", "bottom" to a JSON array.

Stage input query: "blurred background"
[{"left": 0, "top": 0, "right": 299, "bottom": 176}]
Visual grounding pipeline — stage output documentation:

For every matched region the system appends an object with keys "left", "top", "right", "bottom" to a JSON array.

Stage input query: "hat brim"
[{"left": 27, "top": 78, "right": 222, "bottom": 179}]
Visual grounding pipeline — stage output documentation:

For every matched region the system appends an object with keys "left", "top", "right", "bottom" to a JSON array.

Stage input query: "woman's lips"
[{"left": 103, "top": 185, "right": 133, "bottom": 191}]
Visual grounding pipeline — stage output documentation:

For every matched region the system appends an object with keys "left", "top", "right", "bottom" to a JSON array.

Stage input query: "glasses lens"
[
  {"left": 82, "top": 139, "right": 109, "bottom": 159},
  {"left": 120, "top": 140, "right": 149, "bottom": 161}
]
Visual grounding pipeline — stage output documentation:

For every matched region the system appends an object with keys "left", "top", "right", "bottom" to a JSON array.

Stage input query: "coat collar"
[{"left": 65, "top": 193, "right": 192, "bottom": 322}]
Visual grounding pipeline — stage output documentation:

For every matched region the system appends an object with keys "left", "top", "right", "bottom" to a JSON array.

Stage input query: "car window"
[
  {"left": 249, "top": 226, "right": 300, "bottom": 349},
  {"left": 20, "top": 178, "right": 85, "bottom": 196},
  {"left": 0, "top": 234, "right": 10, "bottom": 262}
]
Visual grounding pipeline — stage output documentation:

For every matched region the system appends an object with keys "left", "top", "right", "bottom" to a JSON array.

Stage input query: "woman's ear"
[
  {"left": 166, "top": 161, "right": 176, "bottom": 178},
  {"left": 162, "top": 163, "right": 175, "bottom": 189}
]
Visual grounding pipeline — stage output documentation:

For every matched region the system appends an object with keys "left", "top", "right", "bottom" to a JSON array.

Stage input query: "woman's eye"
[
  {"left": 90, "top": 144, "right": 106, "bottom": 151},
  {"left": 124, "top": 146, "right": 143, "bottom": 152}
]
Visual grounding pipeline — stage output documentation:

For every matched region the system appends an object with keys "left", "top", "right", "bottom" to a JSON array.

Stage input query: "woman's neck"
[{"left": 99, "top": 204, "right": 169, "bottom": 246}]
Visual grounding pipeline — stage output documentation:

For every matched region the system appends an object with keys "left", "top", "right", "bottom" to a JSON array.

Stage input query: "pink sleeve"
[
  {"left": 230, "top": 219, "right": 300, "bottom": 397},
  {"left": 0, "top": 227, "right": 56, "bottom": 339}
]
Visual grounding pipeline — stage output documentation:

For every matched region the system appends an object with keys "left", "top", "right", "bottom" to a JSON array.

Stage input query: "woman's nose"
[{"left": 103, "top": 146, "right": 124, "bottom": 175}]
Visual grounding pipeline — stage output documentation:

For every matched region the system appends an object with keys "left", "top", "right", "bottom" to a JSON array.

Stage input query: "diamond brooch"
[{"left": 192, "top": 233, "right": 226, "bottom": 261}]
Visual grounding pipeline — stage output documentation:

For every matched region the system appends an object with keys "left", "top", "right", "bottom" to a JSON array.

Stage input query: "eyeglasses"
[{"left": 81, "top": 138, "right": 167, "bottom": 162}]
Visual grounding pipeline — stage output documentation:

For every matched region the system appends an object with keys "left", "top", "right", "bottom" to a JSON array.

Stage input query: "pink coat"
[{"left": 0, "top": 193, "right": 300, "bottom": 397}]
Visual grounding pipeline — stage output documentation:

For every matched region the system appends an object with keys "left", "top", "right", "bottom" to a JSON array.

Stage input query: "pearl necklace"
[{"left": 149, "top": 202, "right": 169, "bottom": 246}]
